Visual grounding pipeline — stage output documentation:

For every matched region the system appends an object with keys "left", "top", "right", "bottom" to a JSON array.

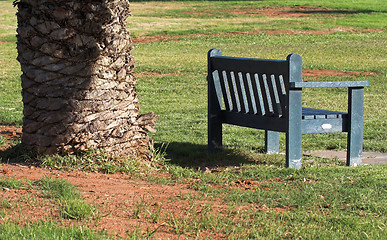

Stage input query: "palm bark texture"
[{"left": 14, "top": 0, "right": 157, "bottom": 159}]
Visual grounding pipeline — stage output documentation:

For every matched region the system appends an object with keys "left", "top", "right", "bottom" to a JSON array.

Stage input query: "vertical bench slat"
[
  {"left": 268, "top": 74, "right": 283, "bottom": 117},
  {"left": 217, "top": 70, "right": 232, "bottom": 111},
  {"left": 252, "top": 73, "right": 265, "bottom": 116},
  {"left": 244, "top": 73, "right": 257, "bottom": 114},
  {"left": 229, "top": 71, "right": 242, "bottom": 112},
  {"left": 278, "top": 75, "right": 287, "bottom": 117},
  {"left": 211, "top": 70, "right": 224, "bottom": 110},
  {"left": 222, "top": 71, "right": 237, "bottom": 111},
  {"left": 237, "top": 72, "right": 249, "bottom": 113},
  {"left": 261, "top": 74, "right": 274, "bottom": 116}
]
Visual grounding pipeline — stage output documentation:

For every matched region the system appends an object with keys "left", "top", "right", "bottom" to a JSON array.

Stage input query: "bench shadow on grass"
[
  {"left": 1, "top": 141, "right": 286, "bottom": 169},
  {"left": 155, "top": 142, "right": 286, "bottom": 169}
]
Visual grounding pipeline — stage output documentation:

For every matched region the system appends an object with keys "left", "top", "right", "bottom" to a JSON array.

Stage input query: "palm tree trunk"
[{"left": 14, "top": 0, "right": 157, "bottom": 159}]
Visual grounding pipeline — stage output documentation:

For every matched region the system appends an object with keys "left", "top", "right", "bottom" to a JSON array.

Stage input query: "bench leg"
[
  {"left": 208, "top": 66, "right": 223, "bottom": 153},
  {"left": 286, "top": 85, "right": 302, "bottom": 169},
  {"left": 286, "top": 128, "right": 302, "bottom": 169},
  {"left": 347, "top": 87, "right": 364, "bottom": 166},
  {"left": 265, "top": 130, "right": 279, "bottom": 154},
  {"left": 208, "top": 117, "right": 222, "bottom": 152}
]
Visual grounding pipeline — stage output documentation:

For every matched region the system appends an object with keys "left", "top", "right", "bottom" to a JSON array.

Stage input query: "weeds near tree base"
[
  {"left": 60, "top": 199, "right": 97, "bottom": 220},
  {"left": 0, "top": 176, "right": 25, "bottom": 189}
]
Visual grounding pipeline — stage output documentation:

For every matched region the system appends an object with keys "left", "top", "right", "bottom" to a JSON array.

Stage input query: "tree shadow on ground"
[
  {"left": 1, "top": 141, "right": 285, "bottom": 169},
  {"left": 0, "top": 143, "right": 37, "bottom": 165},
  {"left": 155, "top": 141, "right": 285, "bottom": 169}
]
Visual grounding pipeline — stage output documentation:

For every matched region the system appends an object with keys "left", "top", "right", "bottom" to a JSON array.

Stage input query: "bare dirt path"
[{"left": 1, "top": 163, "right": 211, "bottom": 239}]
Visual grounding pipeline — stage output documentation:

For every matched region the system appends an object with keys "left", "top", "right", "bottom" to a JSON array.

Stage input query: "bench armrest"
[{"left": 289, "top": 81, "right": 370, "bottom": 89}]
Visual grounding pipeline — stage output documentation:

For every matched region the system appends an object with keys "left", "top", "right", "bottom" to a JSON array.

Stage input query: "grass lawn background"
[{"left": 0, "top": 0, "right": 386, "bottom": 239}]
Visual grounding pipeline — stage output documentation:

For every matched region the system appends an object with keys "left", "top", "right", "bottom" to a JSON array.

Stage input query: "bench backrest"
[{"left": 208, "top": 49, "right": 302, "bottom": 118}]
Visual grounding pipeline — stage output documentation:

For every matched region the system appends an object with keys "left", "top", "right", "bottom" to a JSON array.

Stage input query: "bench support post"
[
  {"left": 286, "top": 89, "right": 302, "bottom": 169},
  {"left": 347, "top": 87, "right": 365, "bottom": 166},
  {"left": 208, "top": 49, "right": 223, "bottom": 153},
  {"left": 208, "top": 117, "right": 222, "bottom": 152},
  {"left": 265, "top": 130, "right": 279, "bottom": 153},
  {"left": 286, "top": 54, "right": 303, "bottom": 169},
  {"left": 208, "top": 76, "right": 223, "bottom": 152}
]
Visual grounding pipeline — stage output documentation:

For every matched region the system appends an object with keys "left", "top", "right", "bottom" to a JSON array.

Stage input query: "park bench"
[{"left": 207, "top": 49, "right": 369, "bottom": 168}]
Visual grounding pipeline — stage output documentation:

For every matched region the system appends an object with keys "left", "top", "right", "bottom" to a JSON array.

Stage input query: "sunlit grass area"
[{"left": 0, "top": 0, "right": 386, "bottom": 239}]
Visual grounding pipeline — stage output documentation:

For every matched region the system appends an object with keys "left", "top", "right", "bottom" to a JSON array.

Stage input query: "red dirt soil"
[
  {"left": 0, "top": 162, "right": 296, "bottom": 238},
  {"left": 185, "top": 6, "right": 337, "bottom": 17},
  {"left": 229, "top": 6, "right": 338, "bottom": 17},
  {"left": 0, "top": 122, "right": 297, "bottom": 238},
  {"left": 0, "top": 125, "right": 21, "bottom": 151},
  {"left": 1, "top": 163, "right": 230, "bottom": 239},
  {"left": 0, "top": 125, "right": 21, "bottom": 139}
]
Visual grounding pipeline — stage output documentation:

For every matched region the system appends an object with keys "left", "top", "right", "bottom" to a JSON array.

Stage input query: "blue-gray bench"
[{"left": 207, "top": 49, "right": 369, "bottom": 168}]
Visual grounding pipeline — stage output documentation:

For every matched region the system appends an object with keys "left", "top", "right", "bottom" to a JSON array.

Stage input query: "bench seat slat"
[{"left": 302, "top": 107, "right": 347, "bottom": 119}]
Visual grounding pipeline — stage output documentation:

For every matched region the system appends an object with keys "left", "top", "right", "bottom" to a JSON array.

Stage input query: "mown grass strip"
[
  {"left": 0, "top": 221, "right": 111, "bottom": 240},
  {"left": 0, "top": 176, "right": 24, "bottom": 189},
  {"left": 37, "top": 176, "right": 81, "bottom": 200},
  {"left": 37, "top": 176, "right": 97, "bottom": 220}
]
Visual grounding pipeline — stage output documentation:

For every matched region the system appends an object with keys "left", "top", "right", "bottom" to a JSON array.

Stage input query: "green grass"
[
  {"left": 38, "top": 176, "right": 81, "bottom": 200},
  {"left": 1, "top": 175, "right": 97, "bottom": 221},
  {"left": 0, "top": 176, "right": 24, "bottom": 189},
  {"left": 127, "top": 0, "right": 387, "bottom": 38},
  {"left": 0, "top": 0, "right": 386, "bottom": 239},
  {"left": 1, "top": 175, "right": 97, "bottom": 219},
  {"left": 39, "top": 151, "right": 147, "bottom": 175},
  {"left": 0, "top": 221, "right": 111, "bottom": 240},
  {"left": 37, "top": 176, "right": 97, "bottom": 220},
  {"left": 0, "top": 176, "right": 106, "bottom": 238},
  {"left": 60, "top": 198, "right": 97, "bottom": 220},
  {"left": 151, "top": 159, "right": 386, "bottom": 239}
]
